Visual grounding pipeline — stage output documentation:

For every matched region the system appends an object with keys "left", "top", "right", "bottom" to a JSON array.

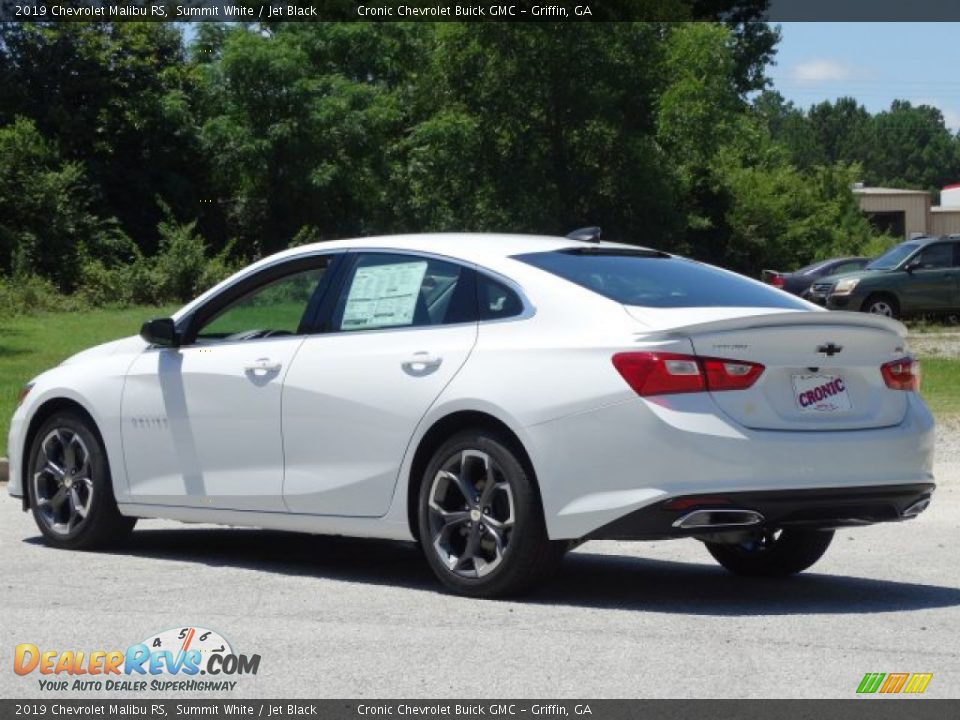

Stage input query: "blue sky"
[{"left": 768, "top": 23, "right": 960, "bottom": 131}]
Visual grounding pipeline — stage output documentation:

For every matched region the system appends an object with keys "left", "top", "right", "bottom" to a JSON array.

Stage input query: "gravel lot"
[
  {"left": 909, "top": 332, "right": 960, "bottom": 360},
  {"left": 2, "top": 453, "right": 957, "bottom": 700},
  {"left": 936, "top": 415, "right": 960, "bottom": 469}
]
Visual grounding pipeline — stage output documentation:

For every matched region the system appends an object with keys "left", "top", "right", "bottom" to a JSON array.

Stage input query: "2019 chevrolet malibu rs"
[{"left": 7, "top": 232, "right": 935, "bottom": 597}]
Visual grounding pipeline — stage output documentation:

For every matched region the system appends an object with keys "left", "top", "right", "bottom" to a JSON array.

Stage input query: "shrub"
[
  {"left": 0, "top": 274, "right": 88, "bottom": 316},
  {"left": 76, "top": 213, "right": 245, "bottom": 308}
]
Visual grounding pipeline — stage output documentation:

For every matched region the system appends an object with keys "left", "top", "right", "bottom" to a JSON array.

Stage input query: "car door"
[
  {"left": 899, "top": 242, "right": 955, "bottom": 312},
  {"left": 282, "top": 251, "right": 479, "bottom": 516},
  {"left": 121, "top": 254, "right": 338, "bottom": 510}
]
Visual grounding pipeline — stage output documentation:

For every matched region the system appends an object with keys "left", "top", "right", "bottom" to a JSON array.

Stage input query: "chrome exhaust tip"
[
  {"left": 902, "top": 497, "right": 931, "bottom": 519},
  {"left": 672, "top": 508, "right": 765, "bottom": 529}
]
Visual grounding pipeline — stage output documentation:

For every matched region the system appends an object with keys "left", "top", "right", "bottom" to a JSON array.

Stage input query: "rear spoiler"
[{"left": 625, "top": 309, "right": 907, "bottom": 341}]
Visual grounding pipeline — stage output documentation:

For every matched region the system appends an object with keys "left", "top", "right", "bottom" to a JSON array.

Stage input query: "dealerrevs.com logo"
[
  {"left": 14, "top": 626, "right": 260, "bottom": 693},
  {"left": 857, "top": 672, "right": 933, "bottom": 695}
]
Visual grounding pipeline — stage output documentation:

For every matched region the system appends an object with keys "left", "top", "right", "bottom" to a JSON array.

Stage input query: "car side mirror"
[
  {"left": 140, "top": 318, "right": 179, "bottom": 347},
  {"left": 903, "top": 260, "right": 921, "bottom": 272}
]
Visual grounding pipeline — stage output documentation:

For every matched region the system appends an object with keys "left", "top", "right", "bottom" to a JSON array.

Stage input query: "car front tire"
[
  {"left": 861, "top": 293, "right": 900, "bottom": 319},
  {"left": 27, "top": 411, "right": 136, "bottom": 550},
  {"left": 705, "top": 529, "right": 834, "bottom": 577},
  {"left": 417, "top": 431, "right": 566, "bottom": 597}
]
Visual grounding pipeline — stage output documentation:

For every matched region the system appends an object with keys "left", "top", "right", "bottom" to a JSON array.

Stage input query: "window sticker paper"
[{"left": 341, "top": 261, "right": 429, "bottom": 330}]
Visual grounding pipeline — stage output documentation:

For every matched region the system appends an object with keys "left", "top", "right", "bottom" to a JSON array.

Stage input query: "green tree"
[
  {"left": 0, "top": 117, "right": 128, "bottom": 289},
  {"left": 198, "top": 24, "right": 414, "bottom": 255},
  {"left": 865, "top": 101, "right": 960, "bottom": 191},
  {"left": 399, "top": 23, "right": 680, "bottom": 243},
  {"left": 0, "top": 22, "right": 207, "bottom": 253}
]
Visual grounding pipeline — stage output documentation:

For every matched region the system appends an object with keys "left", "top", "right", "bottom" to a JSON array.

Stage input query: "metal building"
[
  {"left": 853, "top": 186, "right": 931, "bottom": 238},
  {"left": 854, "top": 184, "right": 960, "bottom": 238},
  {"left": 929, "top": 183, "right": 960, "bottom": 236}
]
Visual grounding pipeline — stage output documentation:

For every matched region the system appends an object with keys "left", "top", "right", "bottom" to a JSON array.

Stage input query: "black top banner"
[{"left": 2, "top": 0, "right": 960, "bottom": 22}]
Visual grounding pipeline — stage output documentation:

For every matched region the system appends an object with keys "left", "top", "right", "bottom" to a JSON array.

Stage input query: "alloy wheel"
[
  {"left": 868, "top": 301, "right": 894, "bottom": 317},
  {"left": 427, "top": 449, "right": 515, "bottom": 578},
  {"left": 32, "top": 428, "right": 94, "bottom": 535}
]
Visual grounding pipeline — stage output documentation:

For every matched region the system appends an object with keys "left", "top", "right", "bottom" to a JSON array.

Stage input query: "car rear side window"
[
  {"left": 477, "top": 274, "right": 524, "bottom": 320},
  {"left": 514, "top": 249, "right": 810, "bottom": 309}
]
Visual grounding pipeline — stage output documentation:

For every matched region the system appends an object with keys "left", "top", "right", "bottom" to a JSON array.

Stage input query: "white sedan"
[{"left": 7, "top": 231, "right": 935, "bottom": 596}]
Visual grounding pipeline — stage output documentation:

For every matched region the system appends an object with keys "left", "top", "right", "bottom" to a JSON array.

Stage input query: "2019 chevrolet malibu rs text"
[{"left": 7, "top": 232, "right": 935, "bottom": 596}]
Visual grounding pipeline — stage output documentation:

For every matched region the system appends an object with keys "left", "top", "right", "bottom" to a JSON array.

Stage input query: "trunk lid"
[{"left": 625, "top": 307, "right": 910, "bottom": 431}]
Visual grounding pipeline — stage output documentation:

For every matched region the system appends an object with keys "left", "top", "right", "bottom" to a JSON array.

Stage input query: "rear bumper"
[
  {"left": 588, "top": 483, "right": 935, "bottom": 540},
  {"left": 527, "top": 393, "right": 935, "bottom": 540}
]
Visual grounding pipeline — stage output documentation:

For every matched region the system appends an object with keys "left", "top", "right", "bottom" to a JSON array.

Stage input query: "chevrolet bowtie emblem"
[{"left": 817, "top": 343, "right": 843, "bottom": 357}]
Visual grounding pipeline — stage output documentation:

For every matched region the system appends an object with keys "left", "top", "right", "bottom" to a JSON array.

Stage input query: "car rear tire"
[
  {"left": 417, "top": 431, "right": 566, "bottom": 597},
  {"left": 861, "top": 294, "right": 900, "bottom": 319},
  {"left": 27, "top": 411, "right": 136, "bottom": 550},
  {"left": 705, "top": 529, "right": 834, "bottom": 577}
]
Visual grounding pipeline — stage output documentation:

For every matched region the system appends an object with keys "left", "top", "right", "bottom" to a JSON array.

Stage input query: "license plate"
[{"left": 791, "top": 373, "right": 852, "bottom": 412}]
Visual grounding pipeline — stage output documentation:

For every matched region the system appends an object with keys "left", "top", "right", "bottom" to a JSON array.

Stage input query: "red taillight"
[
  {"left": 701, "top": 358, "right": 765, "bottom": 391},
  {"left": 769, "top": 275, "right": 786, "bottom": 288},
  {"left": 881, "top": 357, "right": 920, "bottom": 391},
  {"left": 612, "top": 352, "right": 764, "bottom": 396},
  {"left": 611, "top": 352, "right": 704, "bottom": 395}
]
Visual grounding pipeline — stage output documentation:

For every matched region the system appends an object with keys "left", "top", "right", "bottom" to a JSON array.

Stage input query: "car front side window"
[
  {"left": 192, "top": 264, "right": 328, "bottom": 344},
  {"left": 914, "top": 244, "right": 952, "bottom": 270}
]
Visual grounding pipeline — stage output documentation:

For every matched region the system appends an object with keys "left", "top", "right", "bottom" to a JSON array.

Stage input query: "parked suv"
[{"left": 813, "top": 236, "right": 960, "bottom": 318}]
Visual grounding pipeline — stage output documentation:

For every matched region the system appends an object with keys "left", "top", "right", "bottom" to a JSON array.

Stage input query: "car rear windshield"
[
  {"left": 514, "top": 248, "right": 810, "bottom": 309},
  {"left": 795, "top": 260, "right": 829, "bottom": 275}
]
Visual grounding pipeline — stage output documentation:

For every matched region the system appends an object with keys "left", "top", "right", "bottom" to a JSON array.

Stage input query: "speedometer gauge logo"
[{"left": 141, "top": 626, "right": 234, "bottom": 674}]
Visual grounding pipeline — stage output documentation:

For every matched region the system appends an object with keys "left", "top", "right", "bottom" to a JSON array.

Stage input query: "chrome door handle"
[
  {"left": 244, "top": 358, "right": 282, "bottom": 373},
  {"left": 402, "top": 352, "right": 442, "bottom": 376}
]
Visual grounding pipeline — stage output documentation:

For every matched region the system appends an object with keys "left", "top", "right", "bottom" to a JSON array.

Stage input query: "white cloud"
[{"left": 790, "top": 59, "right": 859, "bottom": 83}]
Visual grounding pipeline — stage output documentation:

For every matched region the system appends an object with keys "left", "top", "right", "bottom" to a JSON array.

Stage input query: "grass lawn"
[
  {"left": 918, "top": 357, "right": 960, "bottom": 419},
  {"left": 1, "top": 306, "right": 176, "bottom": 456},
  {"left": 1, "top": 306, "right": 959, "bottom": 458}
]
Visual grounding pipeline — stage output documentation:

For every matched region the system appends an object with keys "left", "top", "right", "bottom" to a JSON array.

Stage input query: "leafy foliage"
[
  {"left": 758, "top": 92, "right": 960, "bottom": 196},
  {"left": 2, "top": 19, "right": 955, "bottom": 315}
]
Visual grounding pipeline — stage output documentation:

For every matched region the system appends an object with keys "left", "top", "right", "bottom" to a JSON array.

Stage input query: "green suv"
[{"left": 810, "top": 235, "right": 960, "bottom": 319}]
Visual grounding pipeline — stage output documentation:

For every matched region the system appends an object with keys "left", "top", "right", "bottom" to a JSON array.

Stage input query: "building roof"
[{"left": 852, "top": 186, "right": 930, "bottom": 196}]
